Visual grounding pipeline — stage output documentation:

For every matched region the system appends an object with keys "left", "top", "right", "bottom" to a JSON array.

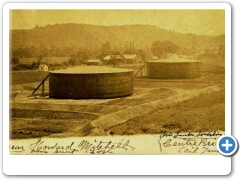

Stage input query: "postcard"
[{"left": 3, "top": 2, "right": 232, "bottom": 175}]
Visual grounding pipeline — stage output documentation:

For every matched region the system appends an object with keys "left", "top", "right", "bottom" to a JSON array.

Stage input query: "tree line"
[{"left": 10, "top": 39, "right": 225, "bottom": 70}]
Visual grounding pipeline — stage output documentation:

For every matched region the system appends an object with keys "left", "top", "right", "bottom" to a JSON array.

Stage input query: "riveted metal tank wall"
[
  {"left": 49, "top": 67, "right": 134, "bottom": 99},
  {"left": 147, "top": 60, "right": 201, "bottom": 79}
]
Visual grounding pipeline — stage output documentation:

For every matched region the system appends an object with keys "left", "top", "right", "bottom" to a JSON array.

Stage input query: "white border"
[
  {"left": 3, "top": 3, "right": 231, "bottom": 175},
  {"left": 3, "top": 2, "right": 232, "bottom": 10}
]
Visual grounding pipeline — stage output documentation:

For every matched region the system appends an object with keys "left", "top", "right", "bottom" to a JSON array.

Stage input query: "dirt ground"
[{"left": 9, "top": 58, "right": 225, "bottom": 139}]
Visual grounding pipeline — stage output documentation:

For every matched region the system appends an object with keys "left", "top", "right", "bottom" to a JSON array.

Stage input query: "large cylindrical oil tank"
[
  {"left": 49, "top": 66, "right": 134, "bottom": 99},
  {"left": 147, "top": 59, "right": 201, "bottom": 79}
]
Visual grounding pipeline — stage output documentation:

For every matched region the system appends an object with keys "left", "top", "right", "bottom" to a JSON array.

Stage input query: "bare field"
[{"left": 9, "top": 60, "right": 225, "bottom": 139}]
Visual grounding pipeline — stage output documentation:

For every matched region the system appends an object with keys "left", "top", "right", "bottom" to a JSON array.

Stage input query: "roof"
[
  {"left": 148, "top": 59, "right": 201, "bottom": 63},
  {"left": 152, "top": 55, "right": 159, "bottom": 60},
  {"left": 103, "top": 55, "right": 111, "bottom": 60},
  {"left": 122, "top": 54, "right": 138, "bottom": 60},
  {"left": 103, "top": 55, "right": 124, "bottom": 61},
  {"left": 167, "top": 53, "right": 179, "bottom": 59},
  {"left": 87, "top": 59, "right": 102, "bottom": 63},
  {"left": 39, "top": 64, "right": 48, "bottom": 67}
]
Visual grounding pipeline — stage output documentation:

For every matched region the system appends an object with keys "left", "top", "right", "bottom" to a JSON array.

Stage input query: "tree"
[
  {"left": 10, "top": 58, "right": 19, "bottom": 65},
  {"left": 39, "top": 44, "right": 49, "bottom": 57},
  {"left": 31, "top": 61, "right": 40, "bottom": 69},
  {"left": 151, "top": 40, "right": 179, "bottom": 58},
  {"left": 37, "top": 55, "right": 43, "bottom": 64},
  {"left": 109, "top": 54, "right": 124, "bottom": 67},
  {"left": 49, "top": 45, "right": 61, "bottom": 57},
  {"left": 68, "top": 54, "right": 77, "bottom": 65},
  {"left": 28, "top": 46, "right": 38, "bottom": 57},
  {"left": 76, "top": 48, "right": 90, "bottom": 64},
  {"left": 101, "top": 42, "right": 111, "bottom": 56},
  {"left": 136, "top": 49, "right": 146, "bottom": 63}
]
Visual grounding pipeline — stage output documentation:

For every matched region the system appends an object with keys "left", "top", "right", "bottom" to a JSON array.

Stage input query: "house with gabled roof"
[
  {"left": 103, "top": 55, "right": 125, "bottom": 65},
  {"left": 122, "top": 54, "right": 141, "bottom": 64},
  {"left": 86, "top": 59, "right": 103, "bottom": 66}
]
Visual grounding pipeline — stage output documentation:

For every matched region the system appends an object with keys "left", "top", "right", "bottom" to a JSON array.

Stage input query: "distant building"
[
  {"left": 39, "top": 64, "right": 48, "bottom": 71},
  {"left": 167, "top": 53, "right": 179, "bottom": 59},
  {"left": 122, "top": 54, "right": 141, "bottom": 64},
  {"left": 151, "top": 55, "right": 159, "bottom": 60},
  {"left": 86, "top": 59, "right": 103, "bottom": 66},
  {"left": 103, "top": 55, "right": 124, "bottom": 65}
]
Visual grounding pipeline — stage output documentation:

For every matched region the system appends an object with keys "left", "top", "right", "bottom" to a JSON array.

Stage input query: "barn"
[
  {"left": 103, "top": 55, "right": 124, "bottom": 65},
  {"left": 122, "top": 54, "right": 141, "bottom": 64},
  {"left": 86, "top": 59, "right": 103, "bottom": 66},
  {"left": 151, "top": 55, "right": 159, "bottom": 60}
]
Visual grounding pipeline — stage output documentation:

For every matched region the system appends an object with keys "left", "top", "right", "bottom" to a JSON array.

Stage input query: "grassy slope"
[
  {"left": 9, "top": 59, "right": 225, "bottom": 139},
  {"left": 109, "top": 89, "right": 225, "bottom": 135}
]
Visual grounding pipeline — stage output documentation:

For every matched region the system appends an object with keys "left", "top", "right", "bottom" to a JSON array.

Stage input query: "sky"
[{"left": 10, "top": 10, "right": 225, "bottom": 36}]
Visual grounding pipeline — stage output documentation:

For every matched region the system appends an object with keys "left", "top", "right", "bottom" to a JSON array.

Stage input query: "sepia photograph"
[{"left": 8, "top": 6, "right": 227, "bottom": 155}]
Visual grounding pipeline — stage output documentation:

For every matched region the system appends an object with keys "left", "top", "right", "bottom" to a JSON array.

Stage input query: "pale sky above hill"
[{"left": 10, "top": 10, "right": 225, "bottom": 36}]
